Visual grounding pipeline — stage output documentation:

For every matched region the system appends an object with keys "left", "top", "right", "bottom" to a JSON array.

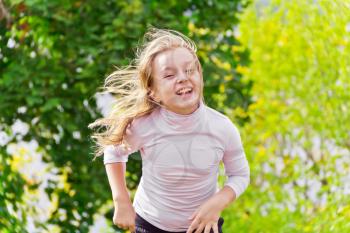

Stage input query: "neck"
[{"left": 165, "top": 101, "right": 201, "bottom": 115}]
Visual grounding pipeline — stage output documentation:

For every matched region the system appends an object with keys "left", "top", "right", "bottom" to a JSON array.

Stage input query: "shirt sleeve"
[
  {"left": 222, "top": 120, "right": 250, "bottom": 199},
  {"left": 103, "top": 119, "right": 143, "bottom": 165}
]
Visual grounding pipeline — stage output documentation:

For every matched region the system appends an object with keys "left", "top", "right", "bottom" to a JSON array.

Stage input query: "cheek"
[
  {"left": 157, "top": 81, "right": 176, "bottom": 98},
  {"left": 193, "top": 73, "right": 203, "bottom": 89}
]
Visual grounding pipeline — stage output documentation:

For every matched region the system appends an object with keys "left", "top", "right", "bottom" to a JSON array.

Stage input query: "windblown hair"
[{"left": 88, "top": 28, "right": 203, "bottom": 158}]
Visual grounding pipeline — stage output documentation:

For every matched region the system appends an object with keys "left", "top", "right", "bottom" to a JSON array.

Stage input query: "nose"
[{"left": 176, "top": 71, "right": 189, "bottom": 83}]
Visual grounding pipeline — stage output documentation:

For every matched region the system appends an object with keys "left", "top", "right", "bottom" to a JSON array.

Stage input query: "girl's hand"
[
  {"left": 113, "top": 199, "right": 136, "bottom": 232},
  {"left": 186, "top": 195, "right": 222, "bottom": 233},
  {"left": 186, "top": 186, "right": 236, "bottom": 233}
]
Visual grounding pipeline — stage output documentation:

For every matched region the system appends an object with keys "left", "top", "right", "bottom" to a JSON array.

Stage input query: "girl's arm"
[
  {"left": 187, "top": 121, "right": 250, "bottom": 233},
  {"left": 105, "top": 162, "right": 136, "bottom": 232},
  {"left": 105, "top": 162, "right": 129, "bottom": 201}
]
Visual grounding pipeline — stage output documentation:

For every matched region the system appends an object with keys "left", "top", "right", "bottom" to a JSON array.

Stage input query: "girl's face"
[{"left": 150, "top": 47, "right": 202, "bottom": 115}]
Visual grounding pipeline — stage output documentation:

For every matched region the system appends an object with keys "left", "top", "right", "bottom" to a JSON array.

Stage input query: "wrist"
[
  {"left": 215, "top": 186, "right": 236, "bottom": 210},
  {"left": 113, "top": 192, "right": 130, "bottom": 203},
  {"left": 113, "top": 198, "right": 133, "bottom": 209}
]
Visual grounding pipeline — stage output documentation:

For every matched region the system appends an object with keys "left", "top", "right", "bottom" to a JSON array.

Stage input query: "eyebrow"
[{"left": 160, "top": 60, "right": 196, "bottom": 72}]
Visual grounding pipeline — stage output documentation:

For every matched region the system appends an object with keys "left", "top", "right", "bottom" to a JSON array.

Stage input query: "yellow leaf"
[
  {"left": 236, "top": 64, "right": 249, "bottom": 75},
  {"left": 188, "top": 22, "right": 195, "bottom": 32},
  {"left": 224, "top": 75, "right": 233, "bottom": 81},
  {"left": 219, "top": 84, "right": 225, "bottom": 93}
]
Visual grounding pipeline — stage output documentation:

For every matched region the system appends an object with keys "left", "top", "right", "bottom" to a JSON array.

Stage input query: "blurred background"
[{"left": 1, "top": 0, "right": 349, "bottom": 232}]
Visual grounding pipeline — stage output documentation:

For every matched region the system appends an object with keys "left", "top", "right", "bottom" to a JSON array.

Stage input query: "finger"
[
  {"left": 117, "top": 224, "right": 126, "bottom": 229},
  {"left": 129, "top": 223, "right": 136, "bottom": 232},
  {"left": 212, "top": 223, "right": 219, "bottom": 233},
  {"left": 187, "top": 224, "right": 195, "bottom": 233},
  {"left": 113, "top": 218, "right": 122, "bottom": 228},
  {"left": 187, "top": 219, "right": 199, "bottom": 233},
  {"left": 194, "top": 223, "right": 205, "bottom": 233},
  {"left": 127, "top": 218, "right": 136, "bottom": 231},
  {"left": 188, "top": 209, "right": 199, "bottom": 220},
  {"left": 204, "top": 223, "right": 212, "bottom": 233},
  {"left": 117, "top": 223, "right": 129, "bottom": 230}
]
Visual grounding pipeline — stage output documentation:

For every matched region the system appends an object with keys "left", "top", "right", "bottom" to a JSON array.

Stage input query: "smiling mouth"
[{"left": 176, "top": 87, "right": 193, "bottom": 95}]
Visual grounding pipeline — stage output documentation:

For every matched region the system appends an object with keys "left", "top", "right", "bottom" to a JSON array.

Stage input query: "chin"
[
  {"left": 181, "top": 97, "right": 200, "bottom": 108},
  {"left": 167, "top": 92, "right": 200, "bottom": 110}
]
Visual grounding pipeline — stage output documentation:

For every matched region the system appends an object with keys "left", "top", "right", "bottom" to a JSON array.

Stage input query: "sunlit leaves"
[{"left": 225, "top": 0, "right": 350, "bottom": 232}]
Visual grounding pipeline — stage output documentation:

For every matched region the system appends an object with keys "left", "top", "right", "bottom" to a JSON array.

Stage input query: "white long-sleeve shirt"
[{"left": 104, "top": 100, "right": 250, "bottom": 231}]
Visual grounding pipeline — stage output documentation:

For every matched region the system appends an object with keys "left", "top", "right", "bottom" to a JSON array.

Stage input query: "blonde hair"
[{"left": 88, "top": 28, "right": 203, "bottom": 158}]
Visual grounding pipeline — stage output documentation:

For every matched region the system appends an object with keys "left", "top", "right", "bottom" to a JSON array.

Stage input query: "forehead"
[{"left": 152, "top": 47, "right": 195, "bottom": 73}]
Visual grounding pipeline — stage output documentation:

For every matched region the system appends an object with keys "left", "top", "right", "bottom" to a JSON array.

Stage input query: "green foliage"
[
  {"left": 0, "top": 147, "right": 27, "bottom": 232},
  {"left": 224, "top": 0, "right": 350, "bottom": 232},
  {"left": 0, "top": 0, "right": 250, "bottom": 232}
]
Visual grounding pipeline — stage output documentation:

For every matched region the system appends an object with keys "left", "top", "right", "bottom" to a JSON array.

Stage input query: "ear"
[
  {"left": 195, "top": 58, "right": 203, "bottom": 76},
  {"left": 148, "top": 89, "right": 154, "bottom": 98},
  {"left": 147, "top": 89, "right": 160, "bottom": 102}
]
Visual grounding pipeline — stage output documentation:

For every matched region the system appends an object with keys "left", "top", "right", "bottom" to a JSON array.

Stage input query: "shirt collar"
[{"left": 159, "top": 100, "right": 205, "bottom": 130}]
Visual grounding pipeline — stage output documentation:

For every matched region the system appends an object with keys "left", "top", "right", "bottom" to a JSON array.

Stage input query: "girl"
[{"left": 89, "top": 28, "right": 250, "bottom": 233}]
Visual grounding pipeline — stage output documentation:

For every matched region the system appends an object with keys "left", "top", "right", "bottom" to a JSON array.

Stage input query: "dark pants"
[{"left": 135, "top": 213, "right": 224, "bottom": 233}]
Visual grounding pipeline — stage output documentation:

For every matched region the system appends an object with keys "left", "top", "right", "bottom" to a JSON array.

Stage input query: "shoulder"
[
  {"left": 204, "top": 105, "right": 241, "bottom": 145},
  {"left": 204, "top": 105, "right": 238, "bottom": 131},
  {"left": 122, "top": 109, "right": 158, "bottom": 148},
  {"left": 204, "top": 105, "right": 228, "bottom": 120},
  {"left": 128, "top": 108, "right": 159, "bottom": 135}
]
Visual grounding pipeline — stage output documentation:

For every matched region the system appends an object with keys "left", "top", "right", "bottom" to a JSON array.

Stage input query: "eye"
[
  {"left": 164, "top": 74, "right": 175, "bottom": 79},
  {"left": 185, "top": 68, "right": 194, "bottom": 76}
]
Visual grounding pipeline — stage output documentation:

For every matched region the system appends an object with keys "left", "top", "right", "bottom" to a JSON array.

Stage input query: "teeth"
[{"left": 177, "top": 87, "right": 192, "bottom": 95}]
